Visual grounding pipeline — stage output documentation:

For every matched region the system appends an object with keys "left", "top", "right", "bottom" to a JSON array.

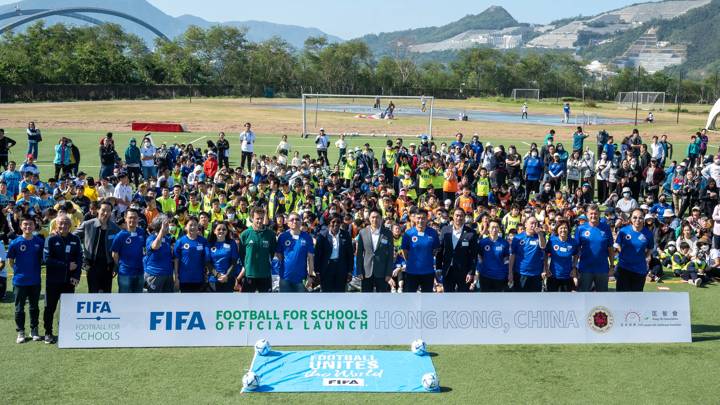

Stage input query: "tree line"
[{"left": 0, "top": 21, "right": 718, "bottom": 103}]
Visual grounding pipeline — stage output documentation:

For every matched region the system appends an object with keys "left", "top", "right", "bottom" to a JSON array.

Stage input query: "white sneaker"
[
  {"left": 695, "top": 279, "right": 702, "bottom": 287},
  {"left": 16, "top": 331, "right": 26, "bottom": 344},
  {"left": 397, "top": 288, "right": 403, "bottom": 293},
  {"left": 391, "top": 287, "right": 397, "bottom": 293},
  {"left": 31, "top": 327, "right": 41, "bottom": 341}
]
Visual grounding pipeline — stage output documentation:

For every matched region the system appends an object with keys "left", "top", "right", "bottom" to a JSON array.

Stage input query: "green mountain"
[{"left": 357, "top": 5, "right": 518, "bottom": 58}]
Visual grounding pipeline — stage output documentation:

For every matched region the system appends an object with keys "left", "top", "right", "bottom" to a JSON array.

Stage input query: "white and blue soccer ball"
[
  {"left": 411, "top": 339, "right": 427, "bottom": 356},
  {"left": 242, "top": 371, "right": 260, "bottom": 391},
  {"left": 421, "top": 372, "right": 439, "bottom": 391},
  {"left": 254, "top": 338, "right": 271, "bottom": 356}
]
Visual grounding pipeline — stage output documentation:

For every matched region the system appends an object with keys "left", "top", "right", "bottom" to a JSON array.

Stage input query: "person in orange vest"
[
  {"left": 454, "top": 185, "right": 475, "bottom": 214},
  {"left": 443, "top": 162, "right": 459, "bottom": 205}
]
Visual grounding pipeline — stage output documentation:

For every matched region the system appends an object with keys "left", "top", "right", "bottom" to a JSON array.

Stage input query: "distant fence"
[{"left": 0, "top": 84, "right": 473, "bottom": 103}]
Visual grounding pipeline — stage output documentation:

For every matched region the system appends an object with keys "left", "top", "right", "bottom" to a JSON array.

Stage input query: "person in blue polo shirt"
[
  {"left": 111, "top": 209, "right": 146, "bottom": 293},
  {"left": 575, "top": 204, "right": 615, "bottom": 292},
  {"left": 510, "top": 216, "right": 547, "bottom": 292},
  {"left": 43, "top": 215, "right": 82, "bottom": 344},
  {"left": 478, "top": 219, "right": 510, "bottom": 292},
  {"left": 144, "top": 215, "right": 174, "bottom": 293},
  {"left": 615, "top": 208, "right": 654, "bottom": 292},
  {"left": 206, "top": 221, "right": 239, "bottom": 293},
  {"left": 8, "top": 215, "right": 43, "bottom": 344},
  {"left": 174, "top": 216, "right": 209, "bottom": 292},
  {"left": 276, "top": 212, "right": 315, "bottom": 292},
  {"left": 544, "top": 219, "right": 577, "bottom": 292},
  {"left": 401, "top": 209, "right": 440, "bottom": 292}
]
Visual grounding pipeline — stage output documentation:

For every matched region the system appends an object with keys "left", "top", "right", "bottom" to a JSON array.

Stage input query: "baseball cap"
[{"left": 644, "top": 213, "right": 655, "bottom": 221}]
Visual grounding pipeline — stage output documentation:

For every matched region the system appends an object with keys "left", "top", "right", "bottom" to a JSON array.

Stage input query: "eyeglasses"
[{"left": 631, "top": 216, "right": 643, "bottom": 220}]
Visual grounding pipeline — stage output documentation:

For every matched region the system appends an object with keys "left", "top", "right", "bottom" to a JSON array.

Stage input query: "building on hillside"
[{"left": 614, "top": 28, "right": 687, "bottom": 73}]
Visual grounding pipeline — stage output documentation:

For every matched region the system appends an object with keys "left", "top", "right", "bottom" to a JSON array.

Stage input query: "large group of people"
[{"left": 1, "top": 120, "right": 719, "bottom": 346}]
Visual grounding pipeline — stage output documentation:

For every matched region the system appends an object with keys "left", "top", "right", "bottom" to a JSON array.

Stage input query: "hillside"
[
  {"left": 0, "top": 0, "right": 342, "bottom": 49},
  {"left": 358, "top": 6, "right": 518, "bottom": 57}
]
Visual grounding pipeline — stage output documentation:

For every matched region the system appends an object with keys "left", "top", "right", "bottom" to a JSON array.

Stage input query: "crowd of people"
[{"left": 1, "top": 120, "right": 719, "bottom": 346}]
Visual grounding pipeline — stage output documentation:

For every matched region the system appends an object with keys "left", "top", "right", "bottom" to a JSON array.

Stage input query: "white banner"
[{"left": 58, "top": 292, "right": 691, "bottom": 348}]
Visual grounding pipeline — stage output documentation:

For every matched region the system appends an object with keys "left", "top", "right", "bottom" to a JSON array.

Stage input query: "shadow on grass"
[
  {"left": 439, "top": 386, "right": 453, "bottom": 393},
  {"left": 692, "top": 324, "right": 720, "bottom": 342}
]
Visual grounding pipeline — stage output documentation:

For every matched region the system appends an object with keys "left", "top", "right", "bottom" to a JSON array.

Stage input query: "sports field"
[{"left": 0, "top": 97, "right": 717, "bottom": 403}]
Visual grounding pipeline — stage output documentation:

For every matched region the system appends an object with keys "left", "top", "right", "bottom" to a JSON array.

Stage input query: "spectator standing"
[
  {"left": 26, "top": 121, "right": 42, "bottom": 160},
  {"left": 356, "top": 209, "right": 395, "bottom": 292},
  {"left": 401, "top": 209, "right": 441, "bottom": 293},
  {"left": 110, "top": 209, "right": 146, "bottom": 293},
  {"left": 144, "top": 215, "right": 175, "bottom": 293},
  {"left": 124, "top": 138, "right": 142, "bottom": 187},
  {"left": 436, "top": 209, "right": 478, "bottom": 292},
  {"left": 314, "top": 214, "right": 353, "bottom": 292},
  {"left": 42, "top": 216, "right": 82, "bottom": 343},
  {"left": 0, "top": 129, "right": 16, "bottom": 170},
  {"left": 239, "top": 122, "right": 255, "bottom": 173},
  {"left": 8, "top": 216, "right": 43, "bottom": 343},
  {"left": 73, "top": 201, "right": 121, "bottom": 293},
  {"left": 216, "top": 132, "right": 230, "bottom": 169},
  {"left": 315, "top": 128, "right": 330, "bottom": 167},
  {"left": 275, "top": 212, "right": 315, "bottom": 292}
]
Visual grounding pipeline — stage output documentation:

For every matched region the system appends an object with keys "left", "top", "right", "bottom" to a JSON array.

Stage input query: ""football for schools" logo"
[{"left": 587, "top": 306, "right": 614, "bottom": 333}]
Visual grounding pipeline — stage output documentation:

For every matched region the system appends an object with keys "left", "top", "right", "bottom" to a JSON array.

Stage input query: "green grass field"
[
  {"left": 0, "top": 98, "right": 717, "bottom": 404},
  {"left": 1, "top": 277, "right": 718, "bottom": 404}
]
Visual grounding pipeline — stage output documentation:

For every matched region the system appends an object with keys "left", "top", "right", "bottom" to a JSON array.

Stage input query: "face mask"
[
  {"left": 169, "top": 226, "right": 177, "bottom": 233},
  {"left": 531, "top": 153, "right": 538, "bottom": 157},
  {"left": 227, "top": 214, "right": 235, "bottom": 220},
  {"left": 623, "top": 192, "right": 630, "bottom": 198}
]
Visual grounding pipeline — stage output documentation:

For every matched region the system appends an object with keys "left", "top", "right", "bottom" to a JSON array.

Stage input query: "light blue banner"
[{"left": 245, "top": 350, "right": 437, "bottom": 392}]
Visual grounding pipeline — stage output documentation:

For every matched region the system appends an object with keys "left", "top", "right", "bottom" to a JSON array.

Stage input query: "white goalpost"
[
  {"left": 301, "top": 94, "right": 435, "bottom": 138},
  {"left": 616, "top": 91, "right": 666, "bottom": 109},
  {"left": 511, "top": 88, "right": 540, "bottom": 101}
]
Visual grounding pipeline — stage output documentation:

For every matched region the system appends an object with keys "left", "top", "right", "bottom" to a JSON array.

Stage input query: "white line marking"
[
  {"left": 521, "top": 141, "right": 532, "bottom": 146},
  {"left": 188, "top": 135, "right": 207, "bottom": 144}
]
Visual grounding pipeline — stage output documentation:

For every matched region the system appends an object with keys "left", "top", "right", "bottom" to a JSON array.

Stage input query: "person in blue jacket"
[
  {"left": 111, "top": 209, "right": 146, "bottom": 293},
  {"left": 8, "top": 215, "right": 44, "bottom": 343},
  {"left": 206, "top": 221, "right": 239, "bottom": 293},
  {"left": 43, "top": 215, "right": 82, "bottom": 343},
  {"left": 144, "top": 215, "right": 174, "bottom": 293},
  {"left": 401, "top": 209, "right": 441, "bottom": 293},
  {"left": 510, "top": 216, "right": 547, "bottom": 292},
  {"left": 478, "top": 219, "right": 511, "bottom": 292},
  {"left": 275, "top": 212, "right": 316, "bottom": 292},
  {"left": 615, "top": 208, "right": 655, "bottom": 292},
  {"left": 174, "top": 216, "right": 209, "bottom": 292},
  {"left": 544, "top": 219, "right": 577, "bottom": 292},
  {"left": 523, "top": 149, "right": 544, "bottom": 200}
]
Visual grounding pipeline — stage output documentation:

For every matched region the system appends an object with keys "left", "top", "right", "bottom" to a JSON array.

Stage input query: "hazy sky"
[{"left": 0, "top": 0, "right": 648, "bottom": 39}]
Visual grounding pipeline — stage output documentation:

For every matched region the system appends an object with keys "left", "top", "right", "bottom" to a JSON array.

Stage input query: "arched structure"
[
  {"left": 707, "top": 98, "right": 720, "bottom": 130},
  {"left": 0, "top": 7, "right": 169, "bottom": 41}
]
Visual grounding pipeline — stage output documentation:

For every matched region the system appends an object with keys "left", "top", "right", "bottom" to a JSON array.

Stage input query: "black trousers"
[
  {"left": 443, "top": 267, "right": 469, "bottom": 292},
  {"left": 240, "top": 151, "right": 253, "bottom": 173},
  {"left": 44, "top": 282, "right": 75, "bottom": 334},
  {"left": 54, "top": 164, "right": 69, "bottom": 180},
  {"left": 241, "top": 276, "right": 272, "bottom": 293},
  {"left": 87, "top": 261, "right": 114, "bottom": 293},
  {"left": 404, "top": 273, "right": 435, "bottom": 293},
  {"left": 518, "top": 275, "right": 542, "bottom": 292},
  {"left": 14, "top": 284, "right": 41, "bottom": 332},
  {"left": 615, "top": 267, "right": 646, "bottom": 292},
  {"left": 218, "top": 154, "right": 229, "bottom": 169},
  {"left": 546, "top": 277, "right": 574, "bottom": 292},
  {"left": 0, "top": 276, "right": 6, "bottom": 300},
  {"left": 0, "top": 154, "right": 7, "bottom": 170},
  {"left": 321, "top": 261, "right": 348, "bottom": 292},
  {"left": 179, "top": 282, "right": 204, "bottom": 293},
  {"left": 361, "top": 276, "right": 389, "bottom": 292},
  {"left": 479, "top": 275, "right": 507, "bottom": 292},
  {"left": 317, "top": 149, "right": 329, "bottom": 166}
]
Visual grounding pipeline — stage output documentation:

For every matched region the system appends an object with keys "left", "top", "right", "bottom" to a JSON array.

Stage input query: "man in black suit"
[
  {"left": 315, "top": 214, "right": 353, "bottom": 292},
  {"left": 436, "top": 209, "right": 478, "bottom": 292}
]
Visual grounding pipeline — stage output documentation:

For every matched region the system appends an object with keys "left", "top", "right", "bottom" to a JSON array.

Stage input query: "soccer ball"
[
  {"left": 421, "top": 372, "right": 439, "bottom": 391},
  {"left": 410, "top": 339, "right": 427, "bottom": 355},
  {"left": 242, "top": 371, "right": 260, "bottom": 391},
  {"left": 254, "top": 338, "right": 271, "bottom": 356}
]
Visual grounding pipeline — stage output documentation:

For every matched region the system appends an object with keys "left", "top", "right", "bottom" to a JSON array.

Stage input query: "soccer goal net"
[
  {"left": 616, "top": 91, "right": 665, "bottom": 109},
  {"left": 511, "top": 88, "right": 540, "bottom": 101},
  {"left": 301, "top": 94, "right": 435, "bottom": 139}
]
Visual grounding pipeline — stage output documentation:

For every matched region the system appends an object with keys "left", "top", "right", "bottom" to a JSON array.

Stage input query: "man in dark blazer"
[
  {"left": 315, "top": 214, "right": 354, "bottom": 292},
  {"left": 436, "top": 209, "right": 478, "bottom": 292},
  {"left": 355, "top": 209, "right": 394, "bottom": 292},
  {"left": 73, "top": 201, "right": 121, "bottom": 293}
]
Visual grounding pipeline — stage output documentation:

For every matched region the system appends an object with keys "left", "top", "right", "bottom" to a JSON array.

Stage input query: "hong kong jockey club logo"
[{"left": 587, "top": 306, "right": 614, "bottom": 333}]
